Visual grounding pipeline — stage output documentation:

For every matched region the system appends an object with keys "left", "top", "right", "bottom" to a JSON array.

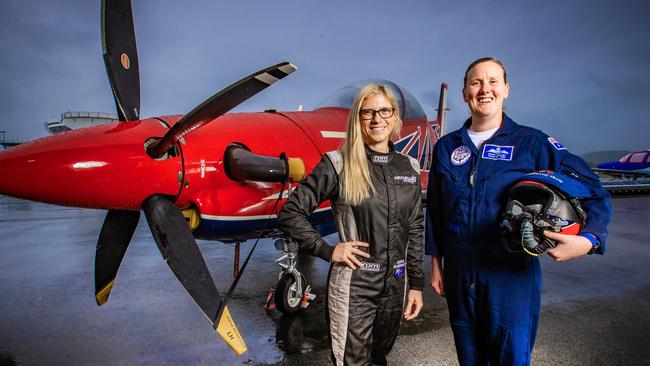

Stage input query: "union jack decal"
[{"left": 394, "top": 122, "right": 441, "bottom": 172}]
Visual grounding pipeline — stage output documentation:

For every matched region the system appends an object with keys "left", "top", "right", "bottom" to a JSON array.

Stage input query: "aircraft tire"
[{"left": 275, "top": 272, "right": 304, "bottom": 314}]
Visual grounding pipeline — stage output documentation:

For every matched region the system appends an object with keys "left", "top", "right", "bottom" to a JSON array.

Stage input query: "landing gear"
[
  {"left": 275, "top": 272, "right": 305, "bottom": 313},
  {"left": 266, "top": 238, "right": 315, "bottom": 314}
]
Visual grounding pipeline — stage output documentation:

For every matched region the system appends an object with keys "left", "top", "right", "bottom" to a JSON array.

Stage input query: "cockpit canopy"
[{"left": 315, "top": 79, "right": 427, "bottom": 121}]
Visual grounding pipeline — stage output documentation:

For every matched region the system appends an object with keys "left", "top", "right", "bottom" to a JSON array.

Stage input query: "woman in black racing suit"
[{"left": 278, "top": 83, "right": 424, "bottom": 365}]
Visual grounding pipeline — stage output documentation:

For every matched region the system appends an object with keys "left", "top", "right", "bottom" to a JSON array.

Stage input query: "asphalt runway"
[{"left": 0, "top": 195, "right": 648, "bottom": 365}]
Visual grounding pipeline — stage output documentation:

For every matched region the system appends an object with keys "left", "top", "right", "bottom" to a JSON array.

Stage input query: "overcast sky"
[{"left": 1, "top": 0, "right": 648, "bottom": 154}]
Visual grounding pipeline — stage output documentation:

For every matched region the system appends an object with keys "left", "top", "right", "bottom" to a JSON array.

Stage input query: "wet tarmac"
[{"left": 0, "top": 195, "right": 649, "bottom": 365}]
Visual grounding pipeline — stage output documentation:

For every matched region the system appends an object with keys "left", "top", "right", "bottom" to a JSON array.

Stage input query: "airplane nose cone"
[{"left": 0, "top": 121, "right": 182, "bottom": 209}]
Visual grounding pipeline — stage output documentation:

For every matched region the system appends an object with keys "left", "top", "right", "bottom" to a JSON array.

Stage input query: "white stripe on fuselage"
[
  {"left": 321, "top": 131, "right": 346, "bottom": 138},
  {"left": 262, "top": 186, "right": 296, "bottom": 201},
  {"left": 200, "top": 207, "right": 330, "bottom": 221}
]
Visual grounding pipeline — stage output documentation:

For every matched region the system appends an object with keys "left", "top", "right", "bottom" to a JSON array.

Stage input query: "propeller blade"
[
  {"left": 142, "top": 195, "right": 246, "bottom": 354},
  {"left": 146, "top": 62, "right": 297, "bottom": 158},
  {"left": 95, "top": 209, "right": 140, "bottom": 305},
  {"left": 102, "top": 0, "right": 140, "bottom": 121}
]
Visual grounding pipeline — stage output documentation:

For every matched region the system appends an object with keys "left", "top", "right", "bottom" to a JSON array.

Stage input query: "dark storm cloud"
[{"left": 0, "top": 0, "right": 648, "bottom": 153}]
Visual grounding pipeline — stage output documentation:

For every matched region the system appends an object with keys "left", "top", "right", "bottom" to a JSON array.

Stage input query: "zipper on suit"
[
  {"left": 380, "top": 162, "right": 390, "bottom": 291},
  {"left": 468, "top": 144, "right": 485, "bottom": 287},
  {"left": 467, "top": 152, "right": 479, "bottom": 285},
  {"left": 469, "top": 157, "right": 477, "bottom": 187}
]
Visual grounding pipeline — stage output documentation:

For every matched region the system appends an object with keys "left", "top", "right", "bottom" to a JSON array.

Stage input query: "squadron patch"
[
  {"left": 482, "top": 144, "right": 514, "bottom": 161},
  {"left": 548, "top": 137, "right": 566, "bottom": 150},
  {"left": 451, "top": 145, "right": 472, "bottom": 166}
]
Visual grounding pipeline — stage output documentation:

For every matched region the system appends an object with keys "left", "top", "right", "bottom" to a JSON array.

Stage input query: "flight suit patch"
[
  {"left": 451, "top": 145, "right": 472, "bottom": 166},
  {"left": 482, "top": 144, "right": 514, "bottom": 161},
  {"left": 548, "top": 137, "right": 566, "bottom": 150}
]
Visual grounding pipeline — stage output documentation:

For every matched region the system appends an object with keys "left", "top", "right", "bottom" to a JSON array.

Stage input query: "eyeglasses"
[{"left": 359, "top": 108, "right": 395, "bottom": 120}]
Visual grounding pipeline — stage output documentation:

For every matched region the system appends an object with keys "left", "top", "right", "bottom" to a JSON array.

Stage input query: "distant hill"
[{"left": 580, "top": 151, "right": 631, "bottom": 167}]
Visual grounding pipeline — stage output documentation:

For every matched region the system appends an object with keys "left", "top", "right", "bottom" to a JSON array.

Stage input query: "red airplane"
[{"left": 0, "top": 0, "right": 447, "bottom": 355}]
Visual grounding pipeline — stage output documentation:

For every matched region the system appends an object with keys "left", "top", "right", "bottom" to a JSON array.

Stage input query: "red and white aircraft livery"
[{"left": 0, "top": 0, "right": 446, "bottom": 355}]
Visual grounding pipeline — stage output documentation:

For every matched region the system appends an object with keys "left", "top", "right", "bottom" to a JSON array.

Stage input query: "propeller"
[
  {"left": 146, "top": 61, "right": 297, "bottom": 159},
  {"left": 94, "top": 210, "right": 140, "bottom": 305},
  {"left": 143, "top": 194, "right": 246, "bottom": 354},
  {"left": 142, "top": 196, "right": 223, "bottom": 320},
  {"left": 94, "top": 0, "right": 142, "bottom": 308},
  {"left": 92, "top": 0, "right": 297, "bottom": 355},
  {"left": 101, "top": 0, "right": 140, "bottom": 121}
]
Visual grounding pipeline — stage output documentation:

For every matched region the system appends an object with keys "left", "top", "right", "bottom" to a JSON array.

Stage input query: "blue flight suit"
[{"left": 425, "top": 115, "right": 611, "bottom": 365}]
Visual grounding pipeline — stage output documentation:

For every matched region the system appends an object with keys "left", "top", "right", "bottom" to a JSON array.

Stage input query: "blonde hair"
[{"left": 342, "top": 83, "right": 402, "bottom": 206}]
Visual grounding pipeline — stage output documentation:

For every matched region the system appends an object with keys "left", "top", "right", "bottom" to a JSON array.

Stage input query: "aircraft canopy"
[{"left": 315, "top": 79, "right": 427, "bottom": 121}]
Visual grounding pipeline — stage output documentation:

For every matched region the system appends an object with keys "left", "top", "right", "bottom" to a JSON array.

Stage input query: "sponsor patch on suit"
[
  {"left": 393, "top": 260, "right": 405, "bottom": 278},
  {"left": 482, "top": 144, "right": 514, "bottom": 161},
  {"left": 360, "top": 262, "right": 381, "bottom": 272},
  {"left": 372, "top": 155, "right": 390, "bottom": 164},
  {"left": 394, "top": 175, "right": 417, "bottom": 185}
]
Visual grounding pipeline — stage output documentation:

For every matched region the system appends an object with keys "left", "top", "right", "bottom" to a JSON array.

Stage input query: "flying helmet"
[{"left": 500, "top": 171, "right": 589, "bottom": 256}]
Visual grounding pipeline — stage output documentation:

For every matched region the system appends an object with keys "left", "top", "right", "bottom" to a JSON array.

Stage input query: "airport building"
[{"left": 44, "top": 111, "right": 118, "bottom": 134}]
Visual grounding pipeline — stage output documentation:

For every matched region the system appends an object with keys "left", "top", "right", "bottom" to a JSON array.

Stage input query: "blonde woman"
[{"left": 279, "top": 83, "right": 424, "bottom": 365}]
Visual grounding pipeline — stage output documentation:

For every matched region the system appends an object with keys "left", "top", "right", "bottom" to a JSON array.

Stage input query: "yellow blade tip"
[
  {"left": 216, "top": 305, "right": 247, "bottom": 355},
  {"left": 95, "top": 279, "right": 115, "bottom": 305}
]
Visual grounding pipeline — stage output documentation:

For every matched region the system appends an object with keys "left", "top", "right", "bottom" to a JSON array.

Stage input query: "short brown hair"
[{"left": 463, "top": 57, "right": 508, "bottom": 87}]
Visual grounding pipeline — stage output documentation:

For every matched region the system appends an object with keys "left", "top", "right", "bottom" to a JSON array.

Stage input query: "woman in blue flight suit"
[{"left": 425, "top": 57, "right": 611, "bottom": 365}]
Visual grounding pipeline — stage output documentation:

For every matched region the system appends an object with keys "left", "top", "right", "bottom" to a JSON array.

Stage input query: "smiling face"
[
  {"left": 359, "top": 92, "right": 396, "bottom": 152},
  {"left": 463, "top": 60, "right": 510, "bottom": 128}
]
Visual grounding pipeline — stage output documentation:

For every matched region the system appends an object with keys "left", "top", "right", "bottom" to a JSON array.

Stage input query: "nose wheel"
[
  {"left": 275, "top": 272, "right": 305, "bottom": 313},
  {"left": 266, "top": 238, "right": 315, "bottom": 314}
]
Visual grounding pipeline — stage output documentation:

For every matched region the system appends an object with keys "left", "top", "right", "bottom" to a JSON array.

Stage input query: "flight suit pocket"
[
  {"left": 431, "top": 161, "right": 468, "bottom": 237},
  {"left": 439, "top": 165, "right": 458, "bottom": 185},
  {"left": 438, "top": 167, "right": 461, "bottom": 218},
  {"left": 560, "top": 154, "right": 601, "bottom": 186}
]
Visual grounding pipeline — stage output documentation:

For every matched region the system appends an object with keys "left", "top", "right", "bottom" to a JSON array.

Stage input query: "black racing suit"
[{"left": 278, "top": 145, "right": 424, "bottom": 366}]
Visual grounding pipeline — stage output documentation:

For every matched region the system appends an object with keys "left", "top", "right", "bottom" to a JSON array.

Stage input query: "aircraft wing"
[
  {"left": 592, "top": 168, "right": 650, "bottom": 179},
  {"left": 601, "top": 179, "right": 650, "bottom": 197}
]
